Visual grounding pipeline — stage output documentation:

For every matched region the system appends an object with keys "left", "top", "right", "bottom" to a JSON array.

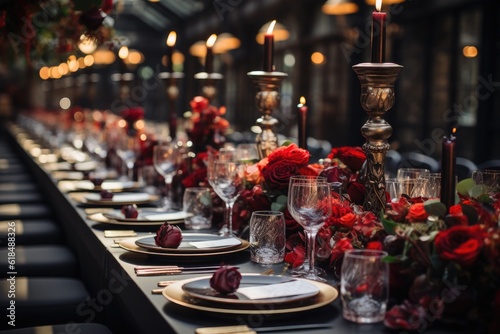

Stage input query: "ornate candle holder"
[
  {"left": 247, "top": 70, "right": 288, "bottom": 159},
  {"left": 159, "top": 72, "right": 184, "bottom": 139},
  {"left": 193, "top": 72, "right": 223, "bottom": 102},
  {"left": 353, "top": 62, "right": 403, "bottom": 213}
]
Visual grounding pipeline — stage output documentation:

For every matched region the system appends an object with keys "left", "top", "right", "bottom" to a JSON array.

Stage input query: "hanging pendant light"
[{"left": 322, "top": 0, "right": 359, "bottom": 15}]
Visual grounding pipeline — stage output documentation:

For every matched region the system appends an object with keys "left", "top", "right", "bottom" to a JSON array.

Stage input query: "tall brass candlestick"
[
  {"left": 247, "top": 70, "right": 288, "bottom": 159},
  {"left": 353, "top": 62, "right": 403, "bottom": 213}
]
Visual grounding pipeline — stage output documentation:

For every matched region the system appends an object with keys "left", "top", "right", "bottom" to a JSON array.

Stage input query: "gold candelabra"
[
  {"left": 247, "top": 70, "right": 288, "bottom": 159},
  {"left": 159, "top": 72, "right": 184, "bottom": 139},
  {"left": 353, "top": 62, "right": 403, "bottom": 213}
]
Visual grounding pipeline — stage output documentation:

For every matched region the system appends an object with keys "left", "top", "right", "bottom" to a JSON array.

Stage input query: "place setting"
[
  {"left": 86, "top": 207, "right": 190, "bottom": 226},
  {"left": 70, "top": 191, "right": 160, "bottom": 207}
]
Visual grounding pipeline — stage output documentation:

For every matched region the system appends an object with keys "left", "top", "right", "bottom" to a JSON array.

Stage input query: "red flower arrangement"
[{"left": 185, "top": 96, "right": 229, "bottom": 153}]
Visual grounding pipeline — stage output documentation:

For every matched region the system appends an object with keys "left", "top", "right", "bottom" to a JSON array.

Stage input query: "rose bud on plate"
[
  {"left": 90, "top": 177, "right": 104, "bottom": 187},
  {"left": 100, "top": 190, "right": 114, "bottom": 200},
  {"left": 209, "top": 265, "right": 242, "bottom": 294},
  {"left": 121, "top": 204, "right": 139, "bottom": 219},
  {"left": 154, "top": 223, "right": 183, "bottom": 248}
]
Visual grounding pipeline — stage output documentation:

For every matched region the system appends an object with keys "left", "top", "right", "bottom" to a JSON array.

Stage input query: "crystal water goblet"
[
  {"left": 153, "top": 143, "right": 182, "bottom": 210},
  {"left": 210, "top": 161, "right": 245, "bottom": 237},
  {"left": 287, "top": 181, "right": 332, "bottom": 281}
]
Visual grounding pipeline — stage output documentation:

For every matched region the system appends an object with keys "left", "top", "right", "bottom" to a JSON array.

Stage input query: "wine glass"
[
  {"left": 288, "top": 180, "right": 332, "bottom": 282},
  {"left": 153, "top": 143, "right": 182, "bottom": 210},
  {"left": 287, "top": 176, "right": 328, "bottom": 276},
  {"left": 210, "top": 161, "right": 245, "bottom": 236},
  {"left": 396, "top": 168, "right": 430, "bottom": 198},
  {"left": 115, "top": 133, "right": 140, "bottom": 181}
]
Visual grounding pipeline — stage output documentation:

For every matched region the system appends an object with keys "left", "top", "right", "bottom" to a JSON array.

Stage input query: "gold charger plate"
[
  {"left": 86, "top": 213, "right": 183, "bottom": 226},
  {"left": 118, "top": 238, "right": 249, "bottom": 257},
  {"left": 70, "top": 192, "right": 159, "bottom": 206},
  {"left": 162, "top": 275, "right": 338, "bottom": 315},
  {"left": 181, "top": 275, "right": 319, "bottom": 306}
]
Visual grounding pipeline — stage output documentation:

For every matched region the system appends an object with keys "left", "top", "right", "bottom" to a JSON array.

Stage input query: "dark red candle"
[
  {"left": 263, "top": 20, "right": 276, "bottom": 72},
  {"left": 297, "top": 97, "right": 308, "bottom": 149},
  {"left": 205, "top": 34, "right": 217, "bottom": 73},
  {"left": 371, "top": 0, "right": 386, "bottom": 63},
  {"left": 440, "top": 129, "right": 457, "bottom": 211}
]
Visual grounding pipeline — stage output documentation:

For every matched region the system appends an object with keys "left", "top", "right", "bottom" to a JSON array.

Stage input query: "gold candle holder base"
[
  {"left": 353, "top": 62, "right": 403, "bottom": 213},
  {"left": 247, "top": 70, "right": 288, "bottom": 159}
]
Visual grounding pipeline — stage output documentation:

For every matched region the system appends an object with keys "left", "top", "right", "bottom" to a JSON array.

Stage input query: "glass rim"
[
  {"left": 251, "top": 210, "right": 284, "bottom": 217},
  {"left": 184, "top": 186, "right": 211, "bottom": 191},
  {"left": 344, "top": 249, "right": 388, "bottom": 258}
]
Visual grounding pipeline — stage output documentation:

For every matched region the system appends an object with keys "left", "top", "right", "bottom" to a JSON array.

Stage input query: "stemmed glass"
[
  {"left": 153, "top": 143, "right": 182, "bottom": 210},
  {"left": 287, "top": 176, "right": 328, "bottom": 276},
  {"left": 210, "top": 161, "right": 245, "bottom": 236},
  {"left": 288, "top": 180, "right": 332, "bottom": 282},
  {"left": 115, "top": 134, "right": 140, "bottom": 181}
]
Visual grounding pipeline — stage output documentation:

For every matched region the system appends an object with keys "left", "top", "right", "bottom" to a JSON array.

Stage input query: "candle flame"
[
  {"left": 166, "top": 31, "right": 177, "bottom": 47},
  {"left": 452, "top": 128, "right": 457, "bottom": 134},
  {"left": 376, "top": 0, "right": 382, "bottom": 11},
  {"left": 118, "top": 46, "right": 129, "bottom": 60},
  {"left": 299, "top": 96, "right": 306, "bottom": 105},
  {"left": 206, "top": 34, "right": 217, "bottom": 48},
  {"left": 267, "top": 20, "right": 277, "bottom": 35}
]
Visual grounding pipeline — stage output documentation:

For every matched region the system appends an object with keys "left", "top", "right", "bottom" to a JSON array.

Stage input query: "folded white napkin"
[
  {"left": 237, "top": 280, "right": 319, "bottom": 300},
  {"left": 189, "top": 237, "right": 241, "bottom": 249},
  {"left": 143, "top": 212, "right": 189, "bottom": 221}
]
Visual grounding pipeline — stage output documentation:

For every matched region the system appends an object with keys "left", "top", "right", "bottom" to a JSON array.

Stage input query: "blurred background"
[{"left": 0, "top": 0, "right": 498, "bottom": 165}]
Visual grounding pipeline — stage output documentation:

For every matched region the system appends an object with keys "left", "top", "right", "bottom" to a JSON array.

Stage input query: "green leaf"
[
  {"left": 382, "top": 255, "right": 404, "bottom": 263},
  {"left": 275, "top": 195, "right": 288, "bottom": 205},
  {"left": 469, "top": 184, "right": 488, "bottom": 198},
  {"left": 381, "top": 215, "right": 399, "bottom": 235},
  {"left": 271, "top": 202, "right": 285, "bottom": 212},
  {"left": 456, "top": 178, "right": 476, "bottom": 196},
  {"left": 281, "top": 140, "right": 294, "bottom": 147},
  {"left": 424, "top": 199, "right": 447, "bottom": 218}
]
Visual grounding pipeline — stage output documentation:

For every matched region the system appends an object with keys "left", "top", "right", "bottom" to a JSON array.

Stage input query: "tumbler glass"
[{"left": 249, "top": 211, "right": 286, "bottom": 264}]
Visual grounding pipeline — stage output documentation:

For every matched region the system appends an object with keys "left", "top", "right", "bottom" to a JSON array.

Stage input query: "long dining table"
[{"left": 3, "top": 121, "right": 473, "bottom": 334}]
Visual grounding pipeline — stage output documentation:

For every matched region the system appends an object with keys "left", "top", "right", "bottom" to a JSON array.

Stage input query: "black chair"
[
  {"left": 0, "top": 277, "right": 90, "bottom": 330},
  {"left": 385, "top": 150, "right": 402, "bottom": 178},
  {"left": 478, "top": 159, "right": 500, "bottom": 171},
  {"left": 456, "top": 157, "right": 478, "bottom": 180},
  {"left": 399, "top": 151, "right": 440, "bottom": 173},
  {"left": 0, "top": 219, "right": 62, "bottom": 245}
]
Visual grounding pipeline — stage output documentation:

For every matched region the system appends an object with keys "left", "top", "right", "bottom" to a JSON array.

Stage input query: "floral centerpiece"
[
  {"left": 185, "top": 96, "right": 229, "bottom": 153},
  {"left": 175, "top": 116, "right": 500, "bottom": 330}
]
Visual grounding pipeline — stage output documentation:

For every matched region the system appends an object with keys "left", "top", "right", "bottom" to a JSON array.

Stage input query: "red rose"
[
  {"left": 262, "top": 159, "right": 301, "bottom": 190},
  {"left": 267, "top": 144, "right": 310, "bottom": 166},
  {"left": 154, "top": 223, "right": 183, "bottom": 248},
  {"left": 346, "top": 181, "right": 365, "bottom": 205},
  {"left": 367, "top": 241, "right": 384, "bottom": 250},
  {"left": 329, "top": 146, "right": 366, "bottom": 172},
  {"left": 189, "top": 96, "right": 209, "bottom": 113},
  {"left": 354, "top": 211, "right": 381, "bottom": 238},
  {"left": 445, "top": 204, "right": 469, "bottom": 227},
  {"left": 319, "top": 165, "right": 350, "bottom": 184},
  {"left": 406, "top": 203, "right": 428, "bottom": 223},
  {"left": 384, "top": 300, "right": 427, "bottom": 331},
  {"left": 284, "top": 244, "right": 305, "bottom": 268},
  {"left": 339, "top": 212, "right": 356, "bottom": 229},
  {"left": 209, "top": 266, "right": 242, "bottom": 294},
  {"left": 121, "top": 205, "right": 138, "bottom": 218},
  {"left": 330, "top": 237, "right": 353, "bottom": 263},
  {"left": 434, "top": 225, "right": 485, "bottom": 267}
]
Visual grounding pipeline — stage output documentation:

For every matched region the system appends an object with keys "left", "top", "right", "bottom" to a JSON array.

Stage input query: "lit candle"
[
  {"left": 205, "top": 34, "right": 217, "bottom": 73},
  {"left": 440, "top": 128, "right": 457, "bottom": 211},
  {"left": 297, "top": 96, "right": 308, "bottom": 150},
  {"left": 263, "top": 20, "right": 276, "bottom": 72},
  {"left": 371, "top": 0, "right": 386, "bottom": 63},
  {"left": 165, "top": 31, "right": 176, "bottom": 72}
]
